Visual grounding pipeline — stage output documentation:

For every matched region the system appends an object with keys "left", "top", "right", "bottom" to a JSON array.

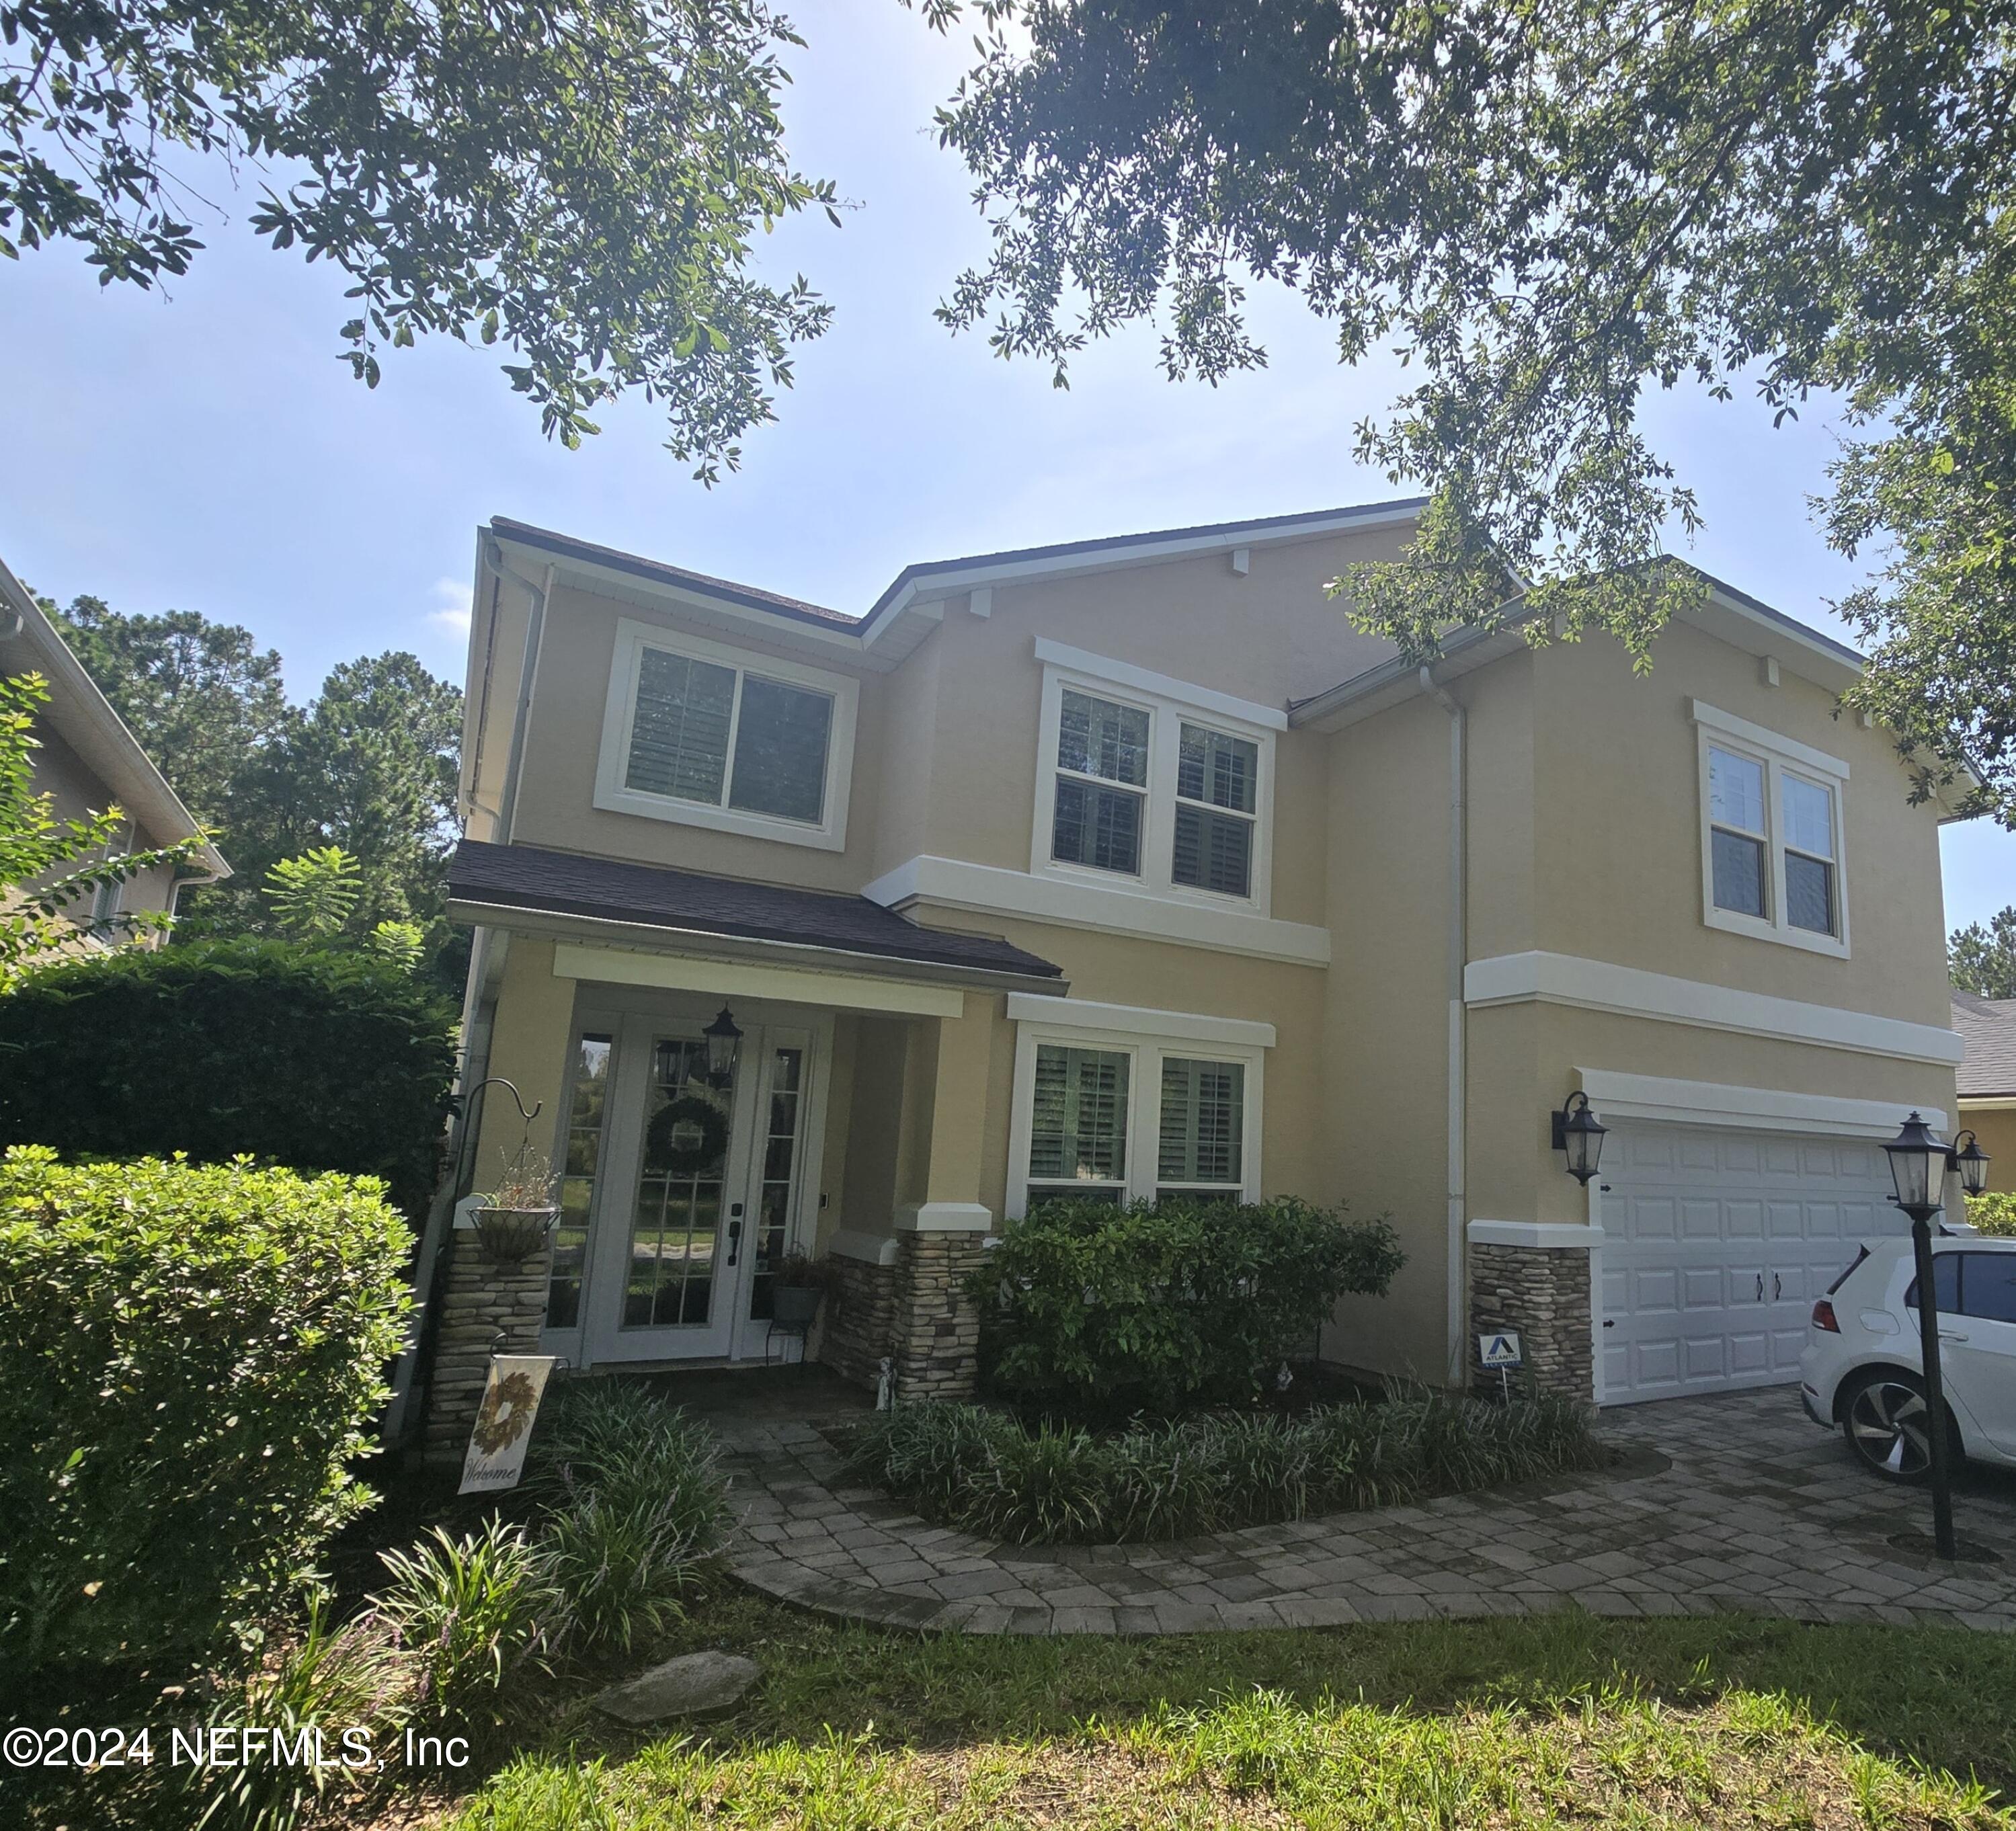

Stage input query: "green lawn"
[{"left": 428, "top": 1586, "right": 2016, "bottom": 1830}]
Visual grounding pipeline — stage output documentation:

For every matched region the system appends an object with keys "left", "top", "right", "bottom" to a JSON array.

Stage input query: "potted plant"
[
  {"left": 770, "top": 1249, "right": 838, "bottom": 1328},
  {"left": 472, "top": 1141, "right": 558, "bottom": 1264}
]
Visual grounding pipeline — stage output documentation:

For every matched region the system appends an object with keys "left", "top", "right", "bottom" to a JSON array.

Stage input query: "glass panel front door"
[{"left": 581, "top": 1012, "right": 819, "bottom": 1365}]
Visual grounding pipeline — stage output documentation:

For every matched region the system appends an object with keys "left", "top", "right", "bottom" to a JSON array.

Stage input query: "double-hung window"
[
  {"left": 596, "top": 619, "right": 858, "bottom": 850},
  {"left": 1695, "top": 701, "right": 1848, "bottom": 955},
  {"left": 1034, "top": 645, "right": 1279, "bottom": 911},
  {"left": 1011, "top": 1010, "right": 1266, "bottom": 1217}
]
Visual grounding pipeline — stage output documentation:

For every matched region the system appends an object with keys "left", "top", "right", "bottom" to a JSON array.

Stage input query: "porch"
[{"left": 418, "top": 840, "right": 1065, "bottom": 1450}]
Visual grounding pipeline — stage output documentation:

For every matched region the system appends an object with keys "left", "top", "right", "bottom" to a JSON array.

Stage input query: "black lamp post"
[
  {"left": 1882, "top": 1110, "right": 1956, "bottom": 1559},
  {"left": 702, "top": 1005, "right": 743, "bottom": 1084},
  {"left": 1551, "top": 1090, "right": 1609, "bottom": 1186}
]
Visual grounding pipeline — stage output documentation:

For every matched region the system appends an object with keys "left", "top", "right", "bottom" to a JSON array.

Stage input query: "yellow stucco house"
[
  {"left": 435, "top": 501, "right": 1966, "bottom": 1410},
  {"left": 0, "top": 555, "right": 227, "bottom": 948}
]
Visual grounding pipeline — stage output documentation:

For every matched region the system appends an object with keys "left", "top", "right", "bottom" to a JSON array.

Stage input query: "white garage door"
[{"left": 1599, "top": 1122, "right": 1907, "bottom": 1403}]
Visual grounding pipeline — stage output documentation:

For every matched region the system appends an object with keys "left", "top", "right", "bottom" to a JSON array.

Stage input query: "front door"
[{"left": 577, "top": 1010, "right": 819, "bottom": 1365}]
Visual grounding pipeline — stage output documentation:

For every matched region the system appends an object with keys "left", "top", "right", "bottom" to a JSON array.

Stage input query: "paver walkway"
[{"left": 720, "top": 1389, "right": 2016, "bottom": 1635}]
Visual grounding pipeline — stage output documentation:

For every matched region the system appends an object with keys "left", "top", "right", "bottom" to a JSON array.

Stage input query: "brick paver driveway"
[{"left": 720, "top": 1389, "right": 2016, "bottom": 1635}]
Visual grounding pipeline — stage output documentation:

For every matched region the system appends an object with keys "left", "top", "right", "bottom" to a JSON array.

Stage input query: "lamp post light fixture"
[
  {"left": 1551, "top": 1090, "right": 1609, "bottom": 1186},
  {"left": 702, "top": 1005, "right": 743, "bottom": 1085},
  {"left": 1882, "top": 1110, "right": 1958, "bottom": 1560},
  {"left": 1949, "top": 1129, "right": 1990, "bottom": 1198}
]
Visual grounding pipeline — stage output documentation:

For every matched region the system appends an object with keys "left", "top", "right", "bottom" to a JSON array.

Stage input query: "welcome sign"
[{"left": 458, "top": 1354, "right": 557, "bottom": 1496}]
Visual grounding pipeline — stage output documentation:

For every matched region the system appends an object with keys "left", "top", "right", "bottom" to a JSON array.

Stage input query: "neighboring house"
[
  {"left": 441, "top": 501, "right": 1965, "bottom": 1410},
  {"left": 0, "top": 555, "right": 227, "bottom": 946},
  {"left": 1952, "top": 990, "right": 2016, "bottom": 1173}
]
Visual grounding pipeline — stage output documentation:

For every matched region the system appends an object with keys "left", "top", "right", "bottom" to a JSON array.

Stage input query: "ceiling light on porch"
[
  {"left": 1551, "top": 1090, "right": 1608, "bottom": 1186},
  {"left": 1949, "top": 1129, "right": 1990, "bottom": 1197},
  {"left": 703, "top": 1004, "right": 744, "bottom": 1084}
]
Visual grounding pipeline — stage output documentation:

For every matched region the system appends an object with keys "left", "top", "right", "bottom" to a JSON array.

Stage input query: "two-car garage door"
[{"left": 1599, "top": 1122, "right": 1910, "bottom": 1403}]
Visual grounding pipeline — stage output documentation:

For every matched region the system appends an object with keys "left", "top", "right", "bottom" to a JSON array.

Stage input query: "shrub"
[
  {"left": 842, "top": 1389, "right": 1605, "bottom": 1545},
  {"left": 1967, "top": 1192, "right": 2016, "bottom": 1236},
  {"left": 0, "top": 1148, "right": 412, "bottom": 1673},
  {"left": 374, "top": 1520, "right": 555, "bottom": 1725},
  {"left": 525, "top": 1382, "right": 731, "bottom": 1654},
  {"left": 0, "top": 939, "right": 456, "bottom": 1216},
  {"left": 975, "top": 1196, "right": 1405, "bottom": 1415}
]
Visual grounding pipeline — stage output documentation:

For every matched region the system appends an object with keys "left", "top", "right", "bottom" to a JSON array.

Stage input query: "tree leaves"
[
  {"left": 912, "top": 0, "right": 2016, "bottom": 819},
  {"left": 1, "top": 0, "right": 839, "bottom": 478}
]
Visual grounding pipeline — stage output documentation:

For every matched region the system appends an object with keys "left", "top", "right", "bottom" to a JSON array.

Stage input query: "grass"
[{"left": 420, "top": 1582, "right": 2016, "bottom": 1830}]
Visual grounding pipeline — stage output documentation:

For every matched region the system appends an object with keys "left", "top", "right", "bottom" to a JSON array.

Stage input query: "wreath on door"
[{"left": 645, "top": 1094, "right": 730, "bottom": 1176}]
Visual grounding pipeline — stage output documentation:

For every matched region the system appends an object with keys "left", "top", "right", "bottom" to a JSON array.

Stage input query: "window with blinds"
[
  {"left": 1156, "top": 1056, "right": 1245, "bottom": 1199},
  {"left": 1172, "top": 723, "right": 1258, "bottom": 897},
  {"left": 624, "top": 645, "right": 834, "bottom": 826},
  {"left": 1026, "top": 1043, "right": 1130, "bottom": 1207},
  {"left": 1051, "top": 688, "right": 1150, "bottom": 875}
]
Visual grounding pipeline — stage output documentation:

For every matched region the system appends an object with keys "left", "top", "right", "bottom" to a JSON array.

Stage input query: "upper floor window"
[
  {"left": 1033, "top": 645, "right": 1279, "bottom": 911},
  {"left": 1694, "top": 700, "right": 1848, "bottom": 957},
  {"left": 596, "top": 619, "right": 858, "bottom": 851}
]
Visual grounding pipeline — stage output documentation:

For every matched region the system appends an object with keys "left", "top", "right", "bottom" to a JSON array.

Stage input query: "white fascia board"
[
  {"left": 550, "top": 940, "right": 967, "bottom": 1017},
  {"left": 1464, "top": 950, "right": 1965, "bottom": 1066},
  {"left": 1468, "top": 1219, "right": 1605, "bottom": 1250},
  {"left": 1033, "top": 637, "right": 1289, "bottom": 730},
  {"left": 1576, "top": 1067, "right": 1948, "bottom": 1137},
  {"left": 864, "top": 854, "right": 1331, "bottom": 967},
  {"left": 1005, "top": 991, "right": 1277, "bottom": 1049}
]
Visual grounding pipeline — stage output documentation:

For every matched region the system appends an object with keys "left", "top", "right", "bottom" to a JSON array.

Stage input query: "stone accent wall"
[
  {"left": 424, "top": 1233, "right": 552, "bottom": 1455},
  {"left": 891, "top": 1231, "right": 990, "bottom": 1402},
  {"left": 1469, "top": 1241, "right": 1594, "bottom": 1401},
  {"left": 819, "top": 1252, "right": 900, "bottom": 1391}
]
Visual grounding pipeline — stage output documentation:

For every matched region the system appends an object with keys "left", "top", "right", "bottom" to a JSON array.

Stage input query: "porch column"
[
  {"left": 426, "top": 938, "right": 576, "bottom": 1456},
  {"left": 890, "top": 993, "right": 998, "bottom": 1401}
]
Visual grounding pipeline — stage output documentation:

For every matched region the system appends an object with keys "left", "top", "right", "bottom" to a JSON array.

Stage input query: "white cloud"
[{"left": 427, "top": 575, "right": 472, "bottom": 637}]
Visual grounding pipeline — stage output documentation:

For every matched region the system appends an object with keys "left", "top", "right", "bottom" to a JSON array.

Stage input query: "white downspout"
[{"left": 1420, "top": 666, "right": 1467, "bottom": 1386}]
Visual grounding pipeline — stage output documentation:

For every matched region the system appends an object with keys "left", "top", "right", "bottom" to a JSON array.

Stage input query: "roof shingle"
[
  {"left": 1953, "top": 990, "right": 2016, "bottom": 1098},
  {"left": 448, "top": 840, "right": 1062, "bottom": 983}
]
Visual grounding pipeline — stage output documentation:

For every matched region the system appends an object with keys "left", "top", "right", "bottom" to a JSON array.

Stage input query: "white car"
[{"left": 1800, "top": 1235, "right": 2016, "bottom": 1480}]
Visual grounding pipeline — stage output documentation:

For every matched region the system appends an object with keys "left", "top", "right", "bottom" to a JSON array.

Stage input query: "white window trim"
[
  {"left": 1029, "top": 645, "right": 1277, "bottom": 917},
  {"left": 594, "top": 617, "right": 858, "bottom": 851},
  {"left": 1692, "top": 700, "right": 1849, "bottom": 959},
  {"left": 1006, "top": 1010, "right": 1266, "bottom": 1219}
]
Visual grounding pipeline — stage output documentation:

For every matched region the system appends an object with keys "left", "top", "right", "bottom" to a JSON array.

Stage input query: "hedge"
[
  {"left": 0, "top": 1149, "right": 413, "bottom": 1673},
  {"left": 0, "top": 939, "right": 456, "bottom": 1217},
  {"left": 975, "top": 1196, "right": 1405, "bottom": 1416},
  {"left": 1968, "top": 1192, "right": 2016, "bottom": 1236}
]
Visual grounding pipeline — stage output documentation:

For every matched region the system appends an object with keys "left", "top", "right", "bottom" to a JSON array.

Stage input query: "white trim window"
[
  {"left": 1032, "top": 647, "right": 1277, "bottom": 913},
  {"left": 1693, "top": 701, "right": 1848, "bottom": 957},
  {"left": 1008, "top": 1011, "right": 1266, "bottom": 1217},
  {"left": 596, "top": 618, "right": 858, "bottom": 850}
]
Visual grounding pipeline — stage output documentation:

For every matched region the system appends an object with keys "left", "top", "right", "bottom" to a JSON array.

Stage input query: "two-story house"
[
  {"left": 440, "top": 501, "right": 1964, "bottom": 1408},
  {"left": 0, "top": 555, "right": 227, "bottom": 947}
]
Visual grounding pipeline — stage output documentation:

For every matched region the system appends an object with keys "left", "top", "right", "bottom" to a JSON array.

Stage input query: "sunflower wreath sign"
[{"left": 459, "top": 1354, "right": 557, "bottom": 1495}]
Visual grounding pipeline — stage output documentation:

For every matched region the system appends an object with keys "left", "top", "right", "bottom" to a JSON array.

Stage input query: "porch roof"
[{"left": 447, "top": 840, "right": 1065, "bottom": 989}]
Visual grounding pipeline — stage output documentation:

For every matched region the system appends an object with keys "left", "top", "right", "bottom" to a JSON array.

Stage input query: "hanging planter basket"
[{"left": 473, "top": 1204, "right": 557, "bottom": 1264}]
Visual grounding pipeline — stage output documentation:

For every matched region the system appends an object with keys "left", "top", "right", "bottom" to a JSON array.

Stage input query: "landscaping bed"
[{"left": 835, "top": 1389, "right": 1611, "bottom": 1545}]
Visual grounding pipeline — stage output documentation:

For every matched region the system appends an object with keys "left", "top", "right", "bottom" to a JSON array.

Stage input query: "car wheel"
[{"left": 1839, "top": 1369, "right": 1948, "bottom": 1483}]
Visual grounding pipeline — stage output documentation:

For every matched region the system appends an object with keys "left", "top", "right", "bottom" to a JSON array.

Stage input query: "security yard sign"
[{"left": 1478, "top": 1332, "right": 1523, "bottom": 1369}]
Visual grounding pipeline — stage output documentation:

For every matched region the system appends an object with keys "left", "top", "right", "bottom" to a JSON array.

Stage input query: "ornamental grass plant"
[{"left": 841, "top": 1388, "right": 1606, "bottom": 1546}]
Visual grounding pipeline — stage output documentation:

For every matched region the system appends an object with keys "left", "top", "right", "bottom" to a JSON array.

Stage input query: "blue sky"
[{"left": 1, "top": 0, "right": 2008, "bottom": 934}]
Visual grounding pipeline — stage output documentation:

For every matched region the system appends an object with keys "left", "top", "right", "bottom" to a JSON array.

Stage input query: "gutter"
[
  {"left": 1419, "top": 665, "right": 1468, "bottom": 1386},
  {"left": 485, "top": 542, "right": 554, "bottom": 844}
]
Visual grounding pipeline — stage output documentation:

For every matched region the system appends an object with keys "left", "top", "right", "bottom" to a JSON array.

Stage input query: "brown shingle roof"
[
  {"left": 1953, "top": 990, "right": 2016, "bottom": 1098},
  {"left": 448, "top": 840, "right": 1062, "bottom": 983}
]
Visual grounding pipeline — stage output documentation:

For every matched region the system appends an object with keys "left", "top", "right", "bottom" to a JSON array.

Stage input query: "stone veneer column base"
[
  {"left": 423, "top": 1233, "right": 552, "bottom": 1456},
  {"left": 819, "top": 1252, "right": 901, "bottom": 1392},
  {"left": 1467, "top": 1230, "right": 1595, "bottom": 1401},
  {"left": 891, "top": 1231, "right": 991, "bottom": 1401}
]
